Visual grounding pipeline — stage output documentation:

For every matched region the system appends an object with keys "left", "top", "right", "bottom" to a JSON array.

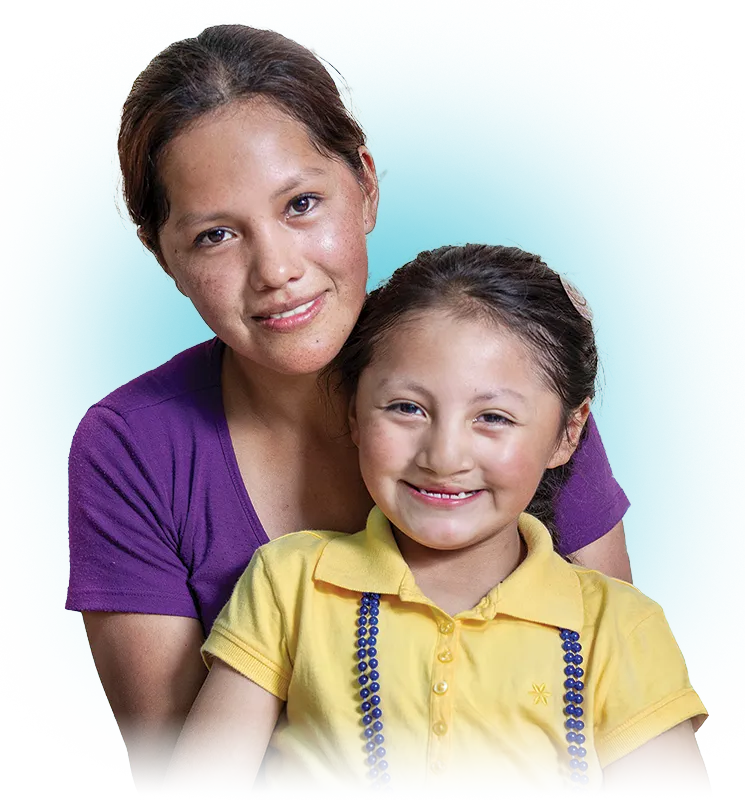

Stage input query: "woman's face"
[{"left": 156, "top": 98, "right": 378, "bottom": 376}]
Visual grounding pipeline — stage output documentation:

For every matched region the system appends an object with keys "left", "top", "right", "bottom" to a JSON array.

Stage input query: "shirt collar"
[{"left": 314, "top": 507, "right": 584, "bottom": 631}]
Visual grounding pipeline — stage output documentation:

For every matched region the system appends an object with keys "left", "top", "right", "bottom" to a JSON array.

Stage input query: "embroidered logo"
[{"left": 529, "top": 682, "right": 551, "bottom": 705}]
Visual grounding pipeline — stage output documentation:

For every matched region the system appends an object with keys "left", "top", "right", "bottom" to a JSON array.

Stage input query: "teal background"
[{"left": 4, "top": 2, "right": 742, "bottom": 796}]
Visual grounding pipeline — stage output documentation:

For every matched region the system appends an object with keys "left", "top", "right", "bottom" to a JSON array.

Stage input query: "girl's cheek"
[{"left": 359, "top": 421, "right": 406, "bottom": 465}]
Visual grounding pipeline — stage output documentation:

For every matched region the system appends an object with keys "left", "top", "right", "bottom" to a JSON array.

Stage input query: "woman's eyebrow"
[
  {"left": 270, "top": 167, "right": 327, "bottom": 200},
  {"left": 172, "top": 168, "right": 330, "bottom": 232},
  {"left": 174, "top": 212, "right": 232, "bottom": 232}
]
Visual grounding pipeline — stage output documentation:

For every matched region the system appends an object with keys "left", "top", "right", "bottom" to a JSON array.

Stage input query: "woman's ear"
[
  {"left": 348, "top": 391, "right": 361, "bottom": 448},
  {"left": 357, "top": 147, "right": 379, "bottom": 235},
  {"left": 548, "top": 398, "right": 592, "bottom": 469},
  {"left": 138, "top": 227, "right": 187, "bottom": 296}
]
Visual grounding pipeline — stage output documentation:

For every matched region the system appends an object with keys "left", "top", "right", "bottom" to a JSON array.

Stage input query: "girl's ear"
[
  {"left": 348, "top": 391, "right": 361, "bottom": 448},
  {"left": 547, "top": 398, "right": 592, "bottom": 469}
]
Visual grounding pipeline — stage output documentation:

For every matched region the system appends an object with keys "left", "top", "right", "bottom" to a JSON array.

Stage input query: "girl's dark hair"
[
  {"left": 330, "top": 244, "right": 598, "bottom": 549},
  {"left": 118, "top": 24, "right": 367, "bottom": 259}
]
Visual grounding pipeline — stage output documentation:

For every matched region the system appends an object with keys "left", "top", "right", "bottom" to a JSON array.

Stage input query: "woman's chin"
[{"left": 229, "top": 339, "right": 347, "bottom": 381}]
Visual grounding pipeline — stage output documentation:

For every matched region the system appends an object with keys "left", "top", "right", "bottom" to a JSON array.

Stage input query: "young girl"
[{"left": 170, "top": 245, "right": 706, "bottom": 793}]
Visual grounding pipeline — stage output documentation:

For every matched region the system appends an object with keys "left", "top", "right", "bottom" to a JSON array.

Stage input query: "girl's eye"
[
  {"left": 287, "top": 194, "right": 319, "bottom": 217},
  {"left": 476, "top": 412, "right": 512, "bottom": 426},
  {"left": 195, "top": 228, "right": 234, "bottom": 247}
]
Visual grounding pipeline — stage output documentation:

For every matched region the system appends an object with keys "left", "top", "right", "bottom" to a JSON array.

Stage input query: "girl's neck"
[
  {"left": 222, "top": 346, "right": 348, "bottom": 436},
  {"left": 394, "top": 523, "right": 526, "bottom": 617}
]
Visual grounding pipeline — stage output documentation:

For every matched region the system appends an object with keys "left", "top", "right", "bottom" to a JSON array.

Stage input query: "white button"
[{"left": 433, "top": 680, "right": 449, "bottom": 695}]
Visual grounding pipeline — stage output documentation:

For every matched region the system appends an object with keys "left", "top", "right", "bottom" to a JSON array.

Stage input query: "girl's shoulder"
[
  {"left": 251, "top": 528, "right": 352, "bottom": 586},
  {"left": 572, "top": 565, "right": 664, "bottom": 636}
]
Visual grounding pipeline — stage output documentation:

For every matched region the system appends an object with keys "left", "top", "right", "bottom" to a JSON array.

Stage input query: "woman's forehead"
[{"left": 158, "top": 100, "right": 342, "bottom": 215}]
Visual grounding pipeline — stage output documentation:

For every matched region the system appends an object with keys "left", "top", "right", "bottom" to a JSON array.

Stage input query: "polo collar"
[{"left": 314, "top": 507, "right": 584, "bottom": 631}]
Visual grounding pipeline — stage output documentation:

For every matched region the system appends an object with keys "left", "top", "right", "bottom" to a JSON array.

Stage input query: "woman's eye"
[
  {"left": 195, "top": 228, "right": 234, "bottom": 247},
  {"left": 388, "top": 402, "right": 423, "bottom": 416},
  {"left": 287, "top": 194, "right": 319, "bottom": 217}
]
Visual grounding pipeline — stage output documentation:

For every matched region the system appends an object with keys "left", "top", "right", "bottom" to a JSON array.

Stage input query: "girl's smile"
[
  {"left": 350, "top": 310, "right": 582, "bottom": 554},
  {"left": 403, "top": 482, "right": 483, "bottom": 505}
]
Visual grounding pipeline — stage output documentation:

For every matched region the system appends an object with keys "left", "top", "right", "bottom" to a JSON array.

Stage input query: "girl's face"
[
  {"left": 350, "top": 310, "right": 586, "bottom": 551},
  {"left": 156, "top": 98, "right": 378, "bottom": 376}
]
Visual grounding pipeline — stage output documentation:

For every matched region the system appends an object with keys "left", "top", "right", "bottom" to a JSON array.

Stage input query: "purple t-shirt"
[{"left": 66, "top": 338, "right": 629, "bottom": 634}]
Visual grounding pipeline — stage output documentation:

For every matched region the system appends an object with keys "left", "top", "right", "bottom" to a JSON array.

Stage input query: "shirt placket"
[{"left": 426, "top": 613, "right": 458, "bottom": 781}]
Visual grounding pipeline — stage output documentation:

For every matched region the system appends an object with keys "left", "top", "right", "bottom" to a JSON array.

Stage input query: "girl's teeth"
[
  {"left": 268, "top": 300, "right": 314, "bottom": 319},
  {"left": 419, "top": 488, "right": 475, "bottom": 499}
]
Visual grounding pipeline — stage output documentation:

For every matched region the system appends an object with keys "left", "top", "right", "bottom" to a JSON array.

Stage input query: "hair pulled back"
[
  {"left": 331, "top": 244, "right": 598, "bottom": 547},
  {"left": 118, "top": 24, "right": 367, "bottom": 258}
]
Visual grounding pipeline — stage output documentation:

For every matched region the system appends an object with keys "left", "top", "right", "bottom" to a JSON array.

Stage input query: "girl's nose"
[
  {"left": 247, "top": 225, "right": 306, "bottom": 291},
  {"left": 415, "top": 422, "right": 474, "bottom": 477}
]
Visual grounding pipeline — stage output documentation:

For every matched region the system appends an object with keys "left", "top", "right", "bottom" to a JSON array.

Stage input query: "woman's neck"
[
  {"left": 394, "top": 524, "right": 526, "bottom": 617},
  {"left": 222, "top": 346, "right": 348, "bottom": 436}
]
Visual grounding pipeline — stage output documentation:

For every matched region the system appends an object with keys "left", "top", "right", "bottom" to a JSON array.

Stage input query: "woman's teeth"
[
  {"left": 267, "top": 299, "right": 314, "bottom": 319},
  {"left": 418, "top": 488, "right": 477, "bottom": 499}
]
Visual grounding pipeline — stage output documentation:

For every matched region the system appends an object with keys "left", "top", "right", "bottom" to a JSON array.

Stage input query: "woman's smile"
[{"left": 253, "top": 292, "right": 327, "bottom": 331}]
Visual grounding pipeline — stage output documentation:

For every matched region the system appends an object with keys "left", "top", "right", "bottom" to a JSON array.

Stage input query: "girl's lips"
[
  {"left": 254, "top": 293, "right": 326, "bottom": 332},
  {"left": 403, "top": 482, "right": 483, "bottom": 507}
]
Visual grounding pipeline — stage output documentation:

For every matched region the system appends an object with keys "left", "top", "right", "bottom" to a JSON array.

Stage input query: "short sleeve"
[
  {"left": 593, "top": 608, "right": 707, "bottom": 767},
  {"left": 554, "top": 414, "right": 630, "bottom": 553},
  {"left": 66, "top": 404, "right": 198, "bottom": 618},
  {"left": 203, "top": 550, "right": 292, "bottom": 701}
]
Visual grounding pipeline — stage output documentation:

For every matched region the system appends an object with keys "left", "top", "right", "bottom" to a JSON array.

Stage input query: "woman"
[{"left": 66, "top": 24, "right": 631, "bottom": 787}]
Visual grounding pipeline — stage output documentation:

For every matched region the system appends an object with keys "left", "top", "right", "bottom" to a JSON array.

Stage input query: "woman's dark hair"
[
  {"left": 118, "top": 24, "right": 367, "bottom": 259},
  {"left": 329, "top": 244, "right": 598, "bottom": 549}
]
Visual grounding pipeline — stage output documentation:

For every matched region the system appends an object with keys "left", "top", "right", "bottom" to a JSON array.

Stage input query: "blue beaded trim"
[
  {"left": 357, "top": 592, "right": 390, "bottom": 787},
  {"left": 561, "top": 628, "right": 589, "bottom": 785},
  {"left": 355, "top": 600, "right": 586, "bottom": 788}
]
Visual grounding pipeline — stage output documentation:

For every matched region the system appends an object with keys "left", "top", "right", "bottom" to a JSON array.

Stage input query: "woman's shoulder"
[
  {"left": 91, "top": 338, "right": 223, "bottom": 418},
  {"left": 72, "top": 338, "right": 225, "bottom": 457}
]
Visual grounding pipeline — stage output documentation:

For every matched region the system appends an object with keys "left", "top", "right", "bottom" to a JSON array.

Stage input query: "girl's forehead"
[{"left": 368, "top": 310, "right": 542, "bottom": 383}]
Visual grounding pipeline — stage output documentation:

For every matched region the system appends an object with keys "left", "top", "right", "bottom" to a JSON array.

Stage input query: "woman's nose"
[
  {"left": 247, "top": 225, "right": 305, "bottom": 291},
  {"left": 415, "top": 422, "right": 474, "bottom": 477}
]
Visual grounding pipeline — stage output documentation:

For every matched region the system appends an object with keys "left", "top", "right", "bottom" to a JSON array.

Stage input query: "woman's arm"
[
  {"left": 83, "top": 612, "right": 207, "bottom": 788},
  {"left": 569, "top": 520, "right": 633, "bottom": 582},
  {"left": 168, "top": 659, "right": 283, "bottom": 792},
  {"left": 603, "top": 720, "right": 708, "bottom": 792}
]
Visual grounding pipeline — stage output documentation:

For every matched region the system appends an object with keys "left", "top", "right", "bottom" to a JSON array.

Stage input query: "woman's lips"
[
  {"left": 403, "top": 482, "right": 483, "bottom": 507},
  {"left": 254, "top": 293, "right": 326, "bottom": 332}
]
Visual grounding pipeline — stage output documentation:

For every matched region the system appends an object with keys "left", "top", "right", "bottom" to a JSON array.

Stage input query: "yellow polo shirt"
[{"left": 203, "top": 508, "right": 705, "bottom": 791}]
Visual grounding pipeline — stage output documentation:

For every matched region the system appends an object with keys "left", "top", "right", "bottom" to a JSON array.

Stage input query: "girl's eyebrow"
[
  {"left": 379, "top": 380, "right": 527, "bottom": 405},
  {"left": 472, "top": 390, "right": 527, "bottom": 404}
]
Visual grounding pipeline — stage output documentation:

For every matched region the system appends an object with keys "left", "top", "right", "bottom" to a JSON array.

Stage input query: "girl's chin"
[{"left": 393, "top": 524, "right": 480, "bottom": 552}]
